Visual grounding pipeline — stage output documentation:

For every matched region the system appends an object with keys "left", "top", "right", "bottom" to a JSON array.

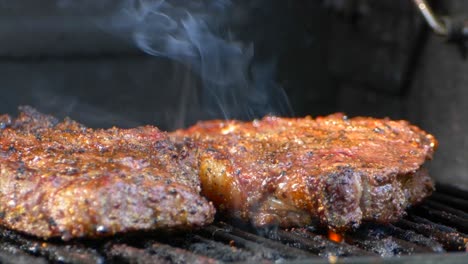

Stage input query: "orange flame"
[{"left": 328, "top": 230, "right": 344, "bottom": 243}]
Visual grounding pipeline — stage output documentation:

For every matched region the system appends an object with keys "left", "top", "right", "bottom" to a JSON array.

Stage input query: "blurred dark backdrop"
[{"left": 0, "top": 0, "right": 467, "bottom": 189}]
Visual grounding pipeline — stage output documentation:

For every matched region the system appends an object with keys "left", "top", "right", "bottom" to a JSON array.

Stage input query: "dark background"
[{"left": 0, "top": 0, "right": 467, "bottom": 189}]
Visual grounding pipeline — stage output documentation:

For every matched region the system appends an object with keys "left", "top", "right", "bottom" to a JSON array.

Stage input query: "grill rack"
[{"left": 1, "top": 183, "right": 467, "bottom": 264}]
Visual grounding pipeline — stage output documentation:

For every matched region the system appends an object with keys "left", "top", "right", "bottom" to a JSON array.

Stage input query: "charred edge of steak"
[
  {"left": 318, "top": 167, "right": 434, "bottom": 232},
  {"left": 242, "top": 166, "right": 434, "bottom": 231},
  {"left": 196, "top": 152, "right": 434, "bottom": 232}
]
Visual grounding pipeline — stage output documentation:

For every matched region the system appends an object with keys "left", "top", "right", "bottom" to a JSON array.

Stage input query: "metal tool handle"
[{"left": 413, "top": 0, "right": 468, "bottom": 41}]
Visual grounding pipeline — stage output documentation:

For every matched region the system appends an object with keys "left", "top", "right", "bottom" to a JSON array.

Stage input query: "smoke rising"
[
  {"left": 30, "top": 89, "right": 142, "bottom": 128},
  {"left": 119, "top": 0, "right": 292, "bottom": 125}
]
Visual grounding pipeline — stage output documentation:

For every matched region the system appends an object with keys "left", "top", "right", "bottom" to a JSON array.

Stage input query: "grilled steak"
[
  {"left": 172, "top": 114, "right": 437, "bottom": 231},
  {"left": 0, "top": 107, "right": 215, "bottom": 240}
]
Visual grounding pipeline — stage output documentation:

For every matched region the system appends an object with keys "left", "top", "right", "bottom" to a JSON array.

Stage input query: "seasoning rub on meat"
[
  {"left": 0, "top": 107, "right": 214, "bottom": 240},
  {"left": 172, "top": 114, "right": 437, "bottom": 231}
]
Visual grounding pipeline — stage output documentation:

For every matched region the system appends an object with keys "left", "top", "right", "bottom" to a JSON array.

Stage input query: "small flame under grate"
[{"left": 1, "top": 183, "right": 467, "bottom": 263}]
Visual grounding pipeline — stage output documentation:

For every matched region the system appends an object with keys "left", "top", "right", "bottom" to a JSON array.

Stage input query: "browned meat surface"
[
  {"left": 172, "top": 114, "right": 437, "bottom": 231},
  {"left": 0, "top": 106, "right": 214, "bottom": 240}
]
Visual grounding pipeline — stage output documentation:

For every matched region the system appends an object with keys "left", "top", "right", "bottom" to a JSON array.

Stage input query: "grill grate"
[{"left": 0, "top": 183, "right": 467, "bottom": 263}]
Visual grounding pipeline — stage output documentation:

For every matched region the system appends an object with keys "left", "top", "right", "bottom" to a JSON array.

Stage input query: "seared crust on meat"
[
  {"left": 172, "top": 114, "right": 437, "bottom": 231},
  {"left": 0, "top": 106, "right": 214, "bottom": 240}
]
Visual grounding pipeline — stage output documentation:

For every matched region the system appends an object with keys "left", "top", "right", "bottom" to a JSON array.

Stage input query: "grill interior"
[{"left": 1, "top": 183, "right": 467, "bottom": 264}]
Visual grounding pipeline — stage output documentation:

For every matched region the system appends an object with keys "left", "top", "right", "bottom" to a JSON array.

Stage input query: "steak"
[
  {"left": 171, "top": 114, "right": 437, "bottom": 231},
  {"left": 0, "top": 107, "right": 215, "bottom": 240}
]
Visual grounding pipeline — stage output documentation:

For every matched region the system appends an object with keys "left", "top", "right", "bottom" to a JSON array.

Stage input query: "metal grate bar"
[
  {"left": 346, "top": 235, "right": 434, "bottom": 256},
  {"left": 415, "top": 202, "right": 468, "bottom": 233},
  {"left": 409, "top": 215, "right": 464, "bottom": 234},
  {"left": 145, "top": 242, "right": 219, "bottom": 264},
  {"left": 385, "top": 224, "right": 445, "bottom": 253},
  {"left": 0, "top": 228, "right": 104, "bottom": 264},
  {"left": 201, "top": 224, "right": 318, "bottom": 260},
  {"left": 34, "top": 244, "right": 104, "bottom": 264},
  {"left": 107, "top": 244, "right": 171, "bottom": 264},
  {"left": 425, "top": 200, "right": 468, "bottom": 218},
  {"left": 188, "top": 235, "right": 268, "bottom": 262},
  {"left": 199, "top": 226, "right": 286, "bottom": 261},
  {"left": 430, "top": 193, "right": 468, "bottom": 212},
  {"left": 273, "top": 228, "right": 377, "bottom": 257},
  {"left": 436, "top": 183, "right": 468, "bottom": 200},
  {"left": 396, "top": 218, "right": 468, "bottom": 251},
  {"left": 0, "top": 242, "right": 48, "bottom": 264},
  {"left": 345, "top": 224, "right": 436, "bottom": 256}
]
